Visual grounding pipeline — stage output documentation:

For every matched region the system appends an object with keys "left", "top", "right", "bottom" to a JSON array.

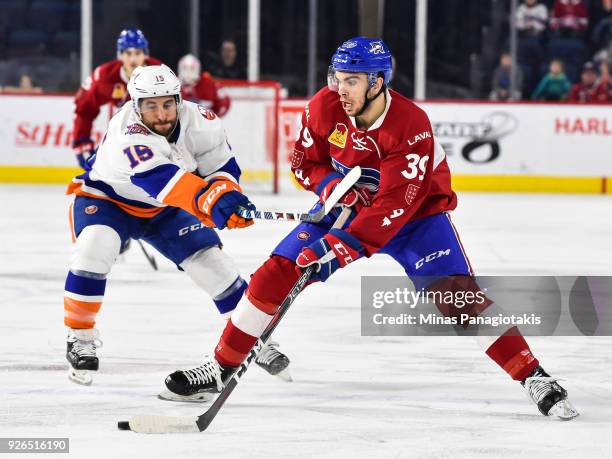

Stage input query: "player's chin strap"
[{"left": 355, "top": 84, "right": 386, "bottom": 117}]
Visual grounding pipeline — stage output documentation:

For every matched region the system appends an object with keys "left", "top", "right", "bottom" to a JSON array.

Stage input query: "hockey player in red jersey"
[
  {"left": 71, "top": 29, "right": 163, "bottom": 171},
  {"left": 163, "top": 37, "right": 578, "bottom": 420},
  {"left": 178, "top": 54, "right": 231, "bottom": 117}
]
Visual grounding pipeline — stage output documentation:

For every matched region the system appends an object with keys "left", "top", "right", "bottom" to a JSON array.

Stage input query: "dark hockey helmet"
[{"left": 328, "top": 37, "right": 393, "bottom": 91}]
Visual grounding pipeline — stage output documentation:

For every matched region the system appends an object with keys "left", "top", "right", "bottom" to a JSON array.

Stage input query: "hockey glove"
[
  {"left": 196, "top": 179, "right": 255, "bottom": 230},
  {"left": 295, "top": 228, "right": 364, "bottom": 282},
  {"left": 318, "top": 172, "right": 372, "bottom": 212},
  {"left": 73, "top": 139, "right": 96, "bottom": 171}
]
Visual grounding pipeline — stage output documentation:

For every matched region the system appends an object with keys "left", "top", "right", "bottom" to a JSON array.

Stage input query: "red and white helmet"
[
  {"left": 127, "top": 64, "right": 182, "bottom": 114},
  {"left": 178, "top": 54, "right": 201, "bottom": 86}
]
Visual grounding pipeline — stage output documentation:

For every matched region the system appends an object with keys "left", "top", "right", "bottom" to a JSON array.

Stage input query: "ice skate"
[
  {"left": 159, "top": 356, "right": 234, "bottom": 402},
  {"left": 255, "top": 340, "right": 292, "bottom": 382},
  {"left": 522, "top": 366, "right": 579, "bottom": 420},
  {"left": 66, "top": 328, "right": 102, "bottom": 385}
]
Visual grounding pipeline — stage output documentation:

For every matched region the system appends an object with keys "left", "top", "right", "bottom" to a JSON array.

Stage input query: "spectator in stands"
[
  {"left": 567, "top": 61, "right": 605, "bottom": 101},
  {"left": 531, "top": 59, "right": 572, "bottom": 100},
  {"left": 489, "top": 52, "right": 523, "bottom": 101},
  {"left": 516, "top": 0, "right": 549, "bottom": 38},
  {"left": 594, "top": 61, "right": 612, "bottom": 102},
  {"left": 210, "top": 40, "right": 246, "bottom": 80},
  {"left": 550, "top": 0, "right": 589, "bottom": 37},
  {"left": 2, "top": 73, "right": 43, "bottom": 94},
  {"left": 594, "top": 40, "right": 612, "bottom": 69}
]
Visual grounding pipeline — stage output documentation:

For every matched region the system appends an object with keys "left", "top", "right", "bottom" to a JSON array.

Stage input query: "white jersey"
[{"left": 68, "top": 101, "right": 238, "bottom": 218}]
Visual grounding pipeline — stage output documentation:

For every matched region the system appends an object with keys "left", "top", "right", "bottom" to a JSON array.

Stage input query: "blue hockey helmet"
[
  {"left": 328, "top": 37, "right": 393, "bottom": 91},
  {"left": 117, "top": 28, "right": 149, "bottom": 55}
]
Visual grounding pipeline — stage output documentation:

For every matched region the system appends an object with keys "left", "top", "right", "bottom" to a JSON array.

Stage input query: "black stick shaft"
[{"left": 195, "top": 265, "right": 314, "bottom": 431}]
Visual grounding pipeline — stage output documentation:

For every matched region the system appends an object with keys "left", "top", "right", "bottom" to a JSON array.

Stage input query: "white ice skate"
[
  {"left": 522, "top": 366, "right": 579, "bottom": 420},
  {"left": 66, "top": 328, "right": 102, "bottom": 385}
]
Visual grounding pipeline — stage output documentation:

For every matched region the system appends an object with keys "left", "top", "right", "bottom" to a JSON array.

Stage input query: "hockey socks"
[
  {"left": 216, "top": 256, "right": 299, "bottom": 367},
  {"left": 63, "top": 270, "right": 106, "bottom": 328},
  {"left": 212, "top": 276, "right": 247, "bottom": 317},
  {"left": 485, "top": 326, "right": 539, "bottom": 381}
]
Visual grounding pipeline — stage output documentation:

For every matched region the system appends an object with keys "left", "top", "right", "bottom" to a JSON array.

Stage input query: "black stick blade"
[{"left": 117, "top": 421, "right": 131, "bottom": 431}]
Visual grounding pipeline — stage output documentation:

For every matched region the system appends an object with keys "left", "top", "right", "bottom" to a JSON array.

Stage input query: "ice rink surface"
[{"left": 1, "top": 185, "right": 611, "bottom": 458}]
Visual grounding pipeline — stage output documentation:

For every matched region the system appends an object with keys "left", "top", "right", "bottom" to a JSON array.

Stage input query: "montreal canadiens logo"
[
  {"left": 84, "top": 205, "right": 98, "bottom": 215},
  {"left": 198, "top": 105, "right": 217, "bottom": 120},
  {"left": 297, "top": 231, "right": 310, "bottom": 241}
]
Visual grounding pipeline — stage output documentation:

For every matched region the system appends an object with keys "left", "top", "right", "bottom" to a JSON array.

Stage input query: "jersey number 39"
[
  {"left": 401, "top": 153, "right": 428, "bottom": 181},
  {"left": 123, "top": 145, "right": 154, "bottom": 169}
]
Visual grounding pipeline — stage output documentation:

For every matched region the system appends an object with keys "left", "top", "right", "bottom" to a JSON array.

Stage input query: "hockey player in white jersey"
[{"left": 63, "top": 64, "right": 290, "bottom": 393}]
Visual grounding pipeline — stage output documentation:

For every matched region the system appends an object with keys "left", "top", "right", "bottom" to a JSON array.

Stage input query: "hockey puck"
[{"left": 117, "top": 421, "right": 131, "bottom": 431}]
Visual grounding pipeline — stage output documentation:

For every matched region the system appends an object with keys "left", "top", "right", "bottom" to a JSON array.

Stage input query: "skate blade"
[
  {"left": 157, "top": 389, "right": 216, "bottom": 403},
  {"left": 276, "top": 369, "right": 293, "bottom": 382},
  {"left": 68, "top": 368, "right": 93, "bottom": 386},
  {"left": 548, "top": 399, "right": 579, "bottom": 420}
]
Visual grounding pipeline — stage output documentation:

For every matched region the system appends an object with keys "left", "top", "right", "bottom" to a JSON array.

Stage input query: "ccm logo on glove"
[
  {"left": 200, "top": 182, "right": 228, "bottom": 214},
  {"left": 196, "top": 179, "right": 255, "bottom": 230}
]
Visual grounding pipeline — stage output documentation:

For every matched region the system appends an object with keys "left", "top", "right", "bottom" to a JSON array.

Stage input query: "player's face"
[
  {"left": 121, "top": 48, "right": 147, "bottom": 76},
  {"left": 335, "top": 71, "right": 369, "bottom": 116},
  {"left": 139, "top": 96, "right": 178, "bottom": 137}
]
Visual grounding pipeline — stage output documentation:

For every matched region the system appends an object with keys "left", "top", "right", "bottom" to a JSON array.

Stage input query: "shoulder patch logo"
[
  {"left": 125, "top": 124, "right": 150, "bottom": 136},
  {"left": 111, "top": 83, "right": 126, "bottom": 99},
  {"left": 198, "top": 105, "right": 217, "bottom": 120},
  {"left": 328, "top": 123, "right": 348, "bottom": 148}
]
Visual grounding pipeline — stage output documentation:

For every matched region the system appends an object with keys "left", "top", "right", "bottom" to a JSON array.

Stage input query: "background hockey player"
[
  {"left": 163, "top": 38, "right": 578, "bottom": 420},
  {"left": 177, "top": 54, "right": 231, "bottom": 117},
  {"left": 63, "top": 64, "right": 289, "bottom": 391},
  {"left": 71, "top": 29, "right": 162, "bottom": 171}
]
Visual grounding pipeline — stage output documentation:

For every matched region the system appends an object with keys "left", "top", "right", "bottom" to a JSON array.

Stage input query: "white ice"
[{"left": 1, "top": 185, "right": 611, "bottom": 458}]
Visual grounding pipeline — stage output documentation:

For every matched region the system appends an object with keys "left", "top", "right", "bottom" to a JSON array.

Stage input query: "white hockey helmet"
[
  {"left": 127, "top": 64, "right": 182, "bottom": 115},
  {"left": 178, "top": 54, "right": 201, "bottom": 86}
]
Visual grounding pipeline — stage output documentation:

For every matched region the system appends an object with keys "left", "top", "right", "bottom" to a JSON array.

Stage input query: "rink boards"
[{"left": 0, "top": 93, "right": 611, "bottom": 194}]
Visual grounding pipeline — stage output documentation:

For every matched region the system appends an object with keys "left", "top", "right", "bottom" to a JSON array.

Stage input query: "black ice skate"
[
  {"left": 159, "top": 356, "right": 235, "bottom": 402},
  {"left": 255, "top": 340, "right": 292, "bottom": 381},
  {"left": 66, "top": 328, "right": 102, "bottom": 385},
  {"left": 522, "top": 366, "right": 579, "bottom": 420}
]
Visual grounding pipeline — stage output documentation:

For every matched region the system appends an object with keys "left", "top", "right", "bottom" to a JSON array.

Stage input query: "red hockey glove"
[
  {"left": 318, "top": 173, "right": 372, "bottom": 212},
  {"left": 295, "top": 229, "right": 364, "bottom": 282}
]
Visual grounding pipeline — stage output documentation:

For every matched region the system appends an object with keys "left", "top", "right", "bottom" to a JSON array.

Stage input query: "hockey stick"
[
  {"left": 137, "top": 240, "right": 158, "bottom": 271},
  {"left": 235, "top": 166, "right": 362, "bottom": 223},
  {"left": 118, "top": 207, "right": 353, "bottom": 434}
]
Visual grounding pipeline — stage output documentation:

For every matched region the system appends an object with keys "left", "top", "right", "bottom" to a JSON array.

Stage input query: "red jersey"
[
  {"left": 291, "top": 87, "right": 457, "bottom": 256},
  {"left": 181, "top": 72, "right": 230, "bottom": 117},
  {"left": 594, "top": 76, "right": 612, "bottom": 103},
  {"left": 567, "top": 81, "right": 607, "bottom": 102},
  {"left": 550, "top": 0, "right": 588, "bottom": 31},
  {"left": 72, "top": 57, "right": 162, "bottom": 146}
]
